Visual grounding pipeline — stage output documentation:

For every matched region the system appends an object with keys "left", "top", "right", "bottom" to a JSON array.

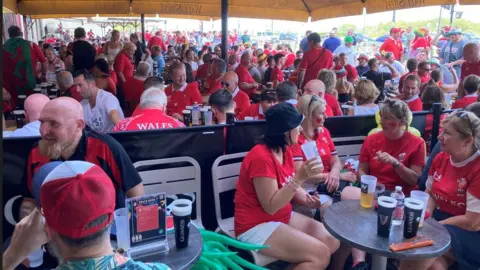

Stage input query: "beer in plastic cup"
[
  {"left": 360, "top": 175, "right": 377, "bottom": 208},
  {"left": 204, "top": 110, "right": 213, "bottom": 125},
  {"left": 114, "top": 208, "right": 130, "bottom": 251},
  {"left": 172, "top": 199, "right": 192, "bottom": 248},
  {"left": 377, "top": 196, "right": 397, "bottom": 237},
  {"left": 13, "top": 110, "right": 25, "bottom": 128},
  {"left": 410, "top": 191, "right": 429, "bottom": 227},
  {"left": 182, "top": 110, "right": 192, "bottom": 127},
  {"left": 403, "top": 198, "right": 424, "bottom": 239}
]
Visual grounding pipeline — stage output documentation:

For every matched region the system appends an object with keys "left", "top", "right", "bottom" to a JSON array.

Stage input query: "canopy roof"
[{"left": 5, "top": 0, "right": 472, "bottom": 22}]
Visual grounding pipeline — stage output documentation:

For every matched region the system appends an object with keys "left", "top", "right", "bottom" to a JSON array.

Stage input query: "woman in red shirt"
[
  {"left": 234, "top": 103, "right": 340, "bottom": 268},
  {"left": 400, "top": 111, "right": 480, "bottom": 270},
  {"left": 93, "top": 58, "right": 117, "bottom": 95},
  {"left": 340, "top": 100, "right": 426, "bottom": 268}
]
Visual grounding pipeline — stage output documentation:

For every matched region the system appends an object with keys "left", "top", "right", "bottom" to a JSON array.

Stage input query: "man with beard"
[
  {"left": 3, "top": 161, "right": 167, "bottom": 270},
  {"left": 23, "top": 97, "right": 144, "bottom": 211}
]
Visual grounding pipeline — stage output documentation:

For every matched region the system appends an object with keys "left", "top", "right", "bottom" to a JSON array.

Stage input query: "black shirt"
[
  {"left": 25, "top": 129, "right": 142, "bottom": 209},
  {"left": 134, "top": 41, "right": 147, "bottom": 67},
  {"left": 72, "top": 40, "right": 96, "bottom": 72},
  {"left": 363, "top": 70, "right": 392, "bottom": 102}
]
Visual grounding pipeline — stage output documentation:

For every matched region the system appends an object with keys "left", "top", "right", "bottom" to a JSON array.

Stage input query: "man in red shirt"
[
  {"left": 147, "top": 31, "right": 167, "bottom": 53},
  {"left": 380, "top": 28, "right": 404, "bottom": 61},
  {"left": 3, "top": 26, "right": 46, "bottom": 108},
  {"left": 114, "top": 42, "right": 136, "bottom": 87},
  {"left": 123, "top": 61, "right": 150, "bottom": 114},
  {"left": 203, "top": 58, "right": 226, "bottom": 95},
  {"left": 400, "top": 74, "right": 423, "bottom": 112},
  {"left": 57, "top": 71, "right": 83, "bottom": 102},
  {"left": 234, "top": 53, "right": 260, "bottom": 97},
  {"left": 221, "top": 71, "right": 251, "bottom": 117},
  {"left": 339, "top": 52, "right": 358, "bottom": 84},
  {"left": 165, "top": 62, "right": 203, "bottom": 120},
  {"left": 452, "top": 75, "right": 479, "bottom": 109},
  {"left": 270, "top": 53, "right": 286, "bottom": 88},
  {"left": 460, "top": 43, "right": 480, "bottom": 98},
  {"left": 417, "top": 61, "right": 432, "bottom": 84},
  {"left": 399, "top": 58, "right": 418, "bottom": 94},
  {"left": 304, "top": 79, "right": 340, "bottom": 116},
  {"left": 113, "top": 87, "right": 184, "bottom": 131},
  {"left": 239, "top": 90, "right": 277, "bottom": 120},
  {"left": 297, "top": 33, "right": 334, "bottom": 89}
]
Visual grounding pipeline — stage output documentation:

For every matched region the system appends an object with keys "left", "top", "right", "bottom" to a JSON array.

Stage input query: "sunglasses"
[
  {"left": 384, "top": 99, "right": 402, "bottom": 108},
  {"left": 455, "top": 111, "right": 475, "bottom": 137},
  {"left": 221, "top": 81, "right": 230, "bottom": 88},
  {"left": 308, "top": 94, "right": 319, "bottom": 110}
]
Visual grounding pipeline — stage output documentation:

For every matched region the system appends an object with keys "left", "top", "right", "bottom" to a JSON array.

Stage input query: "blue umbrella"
[{"left": 376, "top": 34, "right": 407, "bottom": 43}]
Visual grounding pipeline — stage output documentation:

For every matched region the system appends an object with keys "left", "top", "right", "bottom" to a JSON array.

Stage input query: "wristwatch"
[{"left": 393, "top": 160, "right": 402, "bottom": 168}]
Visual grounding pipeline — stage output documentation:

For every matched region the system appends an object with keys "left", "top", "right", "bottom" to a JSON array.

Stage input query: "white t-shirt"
[
  {"left": 379, "top": 61, "right": 405, "bottom": 84},
  {"left": 81, "top": 89, "right": 124, "bottom": 133},
  {"left": 333, "top": 45, "right": 356, "bottom": 66}
]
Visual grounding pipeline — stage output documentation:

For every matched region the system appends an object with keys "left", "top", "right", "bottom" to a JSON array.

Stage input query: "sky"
[{"left": 205, "top": 5, "right": 480, "bottom": 34}]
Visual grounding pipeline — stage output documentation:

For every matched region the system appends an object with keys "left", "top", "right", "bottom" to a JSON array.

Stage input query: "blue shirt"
[
  {"left": 300, "top": 37, "right": 309, "bottom": 52},
  {"left": 439, "top": 39, "right": 467, "bottom": 77},
  {"left": 153, "top": 55, "right": 165, "bottom": 78},
  {"left": 3, "top": 120, "right": 40, "bottom": 138},
  {"left": 322, "top": 37, "right": 341, "bottom": 53},
  {"left": 54, "top": 254, "right": 170, "bottom": 270}
]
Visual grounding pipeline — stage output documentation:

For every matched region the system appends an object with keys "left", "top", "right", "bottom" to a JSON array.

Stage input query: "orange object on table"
[{"left": 390, "top": 235, "right": 434, "bottom": 252}]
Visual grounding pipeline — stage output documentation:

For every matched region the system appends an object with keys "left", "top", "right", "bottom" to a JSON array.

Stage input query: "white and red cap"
[{"left": 32, "top": 161, "right": 115, "bottom": 239}]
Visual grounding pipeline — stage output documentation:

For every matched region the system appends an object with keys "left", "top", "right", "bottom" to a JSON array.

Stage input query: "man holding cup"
[{"left": 2, "top": 161, "right": 170, "bottom": 270}]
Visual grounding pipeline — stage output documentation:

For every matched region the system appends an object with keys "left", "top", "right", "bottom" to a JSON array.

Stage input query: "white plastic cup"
[
  {"left": 114, "top": 208, "right": 130, "bottom": 251},
  {"left": 301, "top": 141, "right": 323, "bottom": 172},
  {"left": 361, "top": 175, "right": 377, "bottom": 194},
  {"left": 410, "top": 191, "right": 430, "bottom": 227},
  {"left": 244, "top": 116, "right": 254, "bottom": 121},
  {"left": 27, "top": 247, "right": 43, "bottom": 267},
  {"left": 204, "top": 110, "right": 213, "bottom": 125}
]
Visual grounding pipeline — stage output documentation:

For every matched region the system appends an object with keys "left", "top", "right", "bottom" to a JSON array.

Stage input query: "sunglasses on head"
[
  {"left": 384, "top": 99, "right": 402, "bottom": 108},
  {"left": 221, "top": 81, "right": 230, "bottom": 87},
  {"left": 308, "top": 94, "right": 319, "bottom": 110},
  {"left": 455, "top": 111, "right": 475, "bottom": 137}
]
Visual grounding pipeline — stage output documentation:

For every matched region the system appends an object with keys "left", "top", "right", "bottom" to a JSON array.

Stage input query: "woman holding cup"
[
  {"left": 399, "top": 111, "right": 480, "bottom": 270},
  {"left": 234, "top": 103, "right": 340, "bottom": 269},
  {"left": 291, "top": 95, "right": 357, "bottom": 201}
]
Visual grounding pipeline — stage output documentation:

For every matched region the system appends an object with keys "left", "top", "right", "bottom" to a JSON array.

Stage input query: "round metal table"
[{"left": 323, "top": 200, "right": 451, "bottom": 270}]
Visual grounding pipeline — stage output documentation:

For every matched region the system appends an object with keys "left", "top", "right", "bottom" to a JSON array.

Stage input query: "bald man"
[
  {"left": 460, "top": 43, "right": 480, "bottom": 98},
  {"left": 304, "top": 79, "right": 341, "bottom": 116},
  {"left": 221, "top": 71, "right": 251, "bottom": 116},
  {"left": 23, "top": 96, "right": 144, "bottom": 209},
  {"left": 3, "top": 94, "right": 50, "bottom": 137},
  {"left": 57, "top": 71, "right": 83, "bottom": 102}
]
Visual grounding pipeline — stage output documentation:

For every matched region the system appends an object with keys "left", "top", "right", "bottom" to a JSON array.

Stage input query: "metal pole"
[
  {"left": 140, "top": 14, "right": 146, "bottom": 46},
  {"left": 221, "top": 0, "right": 228, "bottom": 61},
  {"left": 431, "top": 103, "right": 442, "bottom": 152},
  {"left": 392, "top": 10, "right": 396, "bottom": 27},
  {"left": 437, "top": 7, "right": 442, "bottom": 34},
  {"left": 449, "top": 5, "right": 454, "bottom": 26}
]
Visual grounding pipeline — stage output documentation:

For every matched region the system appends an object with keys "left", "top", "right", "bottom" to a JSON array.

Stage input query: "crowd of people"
[{"left": 2, "top": 22, "right": 480, "bottom": 270}]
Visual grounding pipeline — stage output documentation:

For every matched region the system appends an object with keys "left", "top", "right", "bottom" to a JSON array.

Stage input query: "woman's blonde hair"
[
  {"left": 318, "top": 69, "right": 337, "bottom": 94},
  {"left": 355, "top": 80, "right": 379, "bottom": 105},
  {"left": 379, "top": 99, "right": 410, "bottom": 127},
  {"left": 443, "top": 110, "right": 480, "bottom": 150},
  {"left": 297, "top": 95, "right": 326, "bottom": 140}
]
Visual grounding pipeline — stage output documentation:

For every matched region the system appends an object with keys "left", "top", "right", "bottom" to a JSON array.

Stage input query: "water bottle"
[
  {"left": 192, "top": 104, "right": 200, "bottom": 126},
  {"left": 153, "top": 62, "right": 158, "bottom": 76},
  {"left": 391, "top": 186, "right": 405, "bottom": 226}
]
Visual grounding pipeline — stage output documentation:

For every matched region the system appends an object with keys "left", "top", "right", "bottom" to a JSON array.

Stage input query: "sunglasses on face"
[{"left": 221, "top": 81, "right": 231, "bottom": 87}]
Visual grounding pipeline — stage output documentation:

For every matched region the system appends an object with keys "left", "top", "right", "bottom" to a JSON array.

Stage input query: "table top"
[
  {"left": 323, "top": 200, "right": 451, "bottom": 260},
  {"left": 124, "top": 226, "right": 203, "bottom": 270}
]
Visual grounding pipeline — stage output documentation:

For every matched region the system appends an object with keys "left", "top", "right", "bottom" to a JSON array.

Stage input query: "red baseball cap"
[
  {"left": 38, "top": 161, "right": 115, "bottom": 239},
  {"left": 391, "top": 27, "right": 403, "bottom": 34}
]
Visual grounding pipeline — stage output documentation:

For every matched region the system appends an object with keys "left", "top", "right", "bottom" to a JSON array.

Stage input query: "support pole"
[
  {"left": 431, "top": 103, "right": 442, "bottom": 152},
  {"left": 141, "top": 14, "right": 146, "bottom": 46},
  {"left": 437, "top": 6, "right": 443, "bottom": 34},
  {"left": 449, "top": 5, "right": 454, "bottom": 26},
  {"left": 221, "top": 0, "right": 228, "bottom": 61}
]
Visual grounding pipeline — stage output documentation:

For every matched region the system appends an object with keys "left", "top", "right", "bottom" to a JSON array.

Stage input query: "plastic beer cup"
[
  {"left": 410, "top": 191, "right": 429, "bottom": 227},
  {"left": 360, "top": 175, "right": 377, "bottom": 208}
]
